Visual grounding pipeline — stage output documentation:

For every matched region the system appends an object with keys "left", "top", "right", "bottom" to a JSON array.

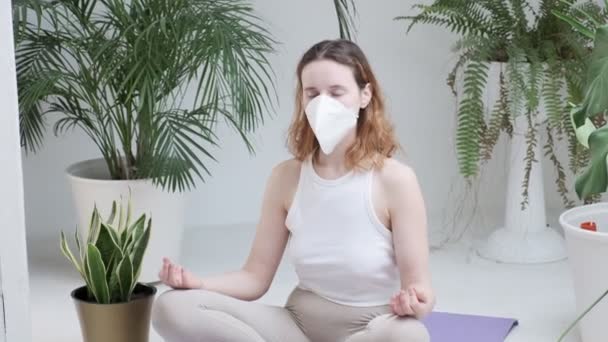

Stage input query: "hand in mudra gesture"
[{"left": 158, "top": 257, "right": 203, "bottom": 290}]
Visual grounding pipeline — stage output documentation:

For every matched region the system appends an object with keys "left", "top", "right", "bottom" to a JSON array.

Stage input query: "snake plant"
[{"left": 60, "top": 198, "right": 151, "bottom": 304}]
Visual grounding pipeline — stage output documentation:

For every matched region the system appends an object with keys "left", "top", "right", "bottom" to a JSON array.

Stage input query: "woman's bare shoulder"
[
  {"left": 268, "top": 158, "right": 303, "bottom": 210},
  {"left": 272, "top": 158, "right": 302, "bottom": 182},
  {"left": 376, "top": 157, "right": 419, "bottom": 192}
]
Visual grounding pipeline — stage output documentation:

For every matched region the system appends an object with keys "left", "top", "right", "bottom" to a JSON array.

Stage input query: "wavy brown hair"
[{"left": 287, "top": 39, "right": 399, "bottom": 170}]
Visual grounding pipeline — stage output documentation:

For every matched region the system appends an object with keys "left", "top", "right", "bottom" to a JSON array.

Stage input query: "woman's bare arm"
[{"left": 197, "top": 160, "right": 300, "bottom": 300}]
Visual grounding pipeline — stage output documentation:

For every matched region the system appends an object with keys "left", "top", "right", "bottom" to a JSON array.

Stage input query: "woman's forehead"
[{"left": 301, "top": 60, "right": 355, "bottom": 87}]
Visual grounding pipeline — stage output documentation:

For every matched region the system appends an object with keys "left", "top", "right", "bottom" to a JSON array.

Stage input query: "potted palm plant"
[
  {"left": 60, "top": 197, "right": 155, "bottom": 342},
  {"left": 13, "top": 0, "right": 357, "bottom": 281},
  {"left": 399, "top": 0, "right": 597, "bottom": 263},
  {"left": 553, "top": 2, "right": 608, "bottom": 341}
]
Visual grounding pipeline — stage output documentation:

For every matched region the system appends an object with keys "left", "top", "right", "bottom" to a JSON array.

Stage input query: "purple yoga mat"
[{"left": 421, "top": 311, "right": 519, "bottom": 342}]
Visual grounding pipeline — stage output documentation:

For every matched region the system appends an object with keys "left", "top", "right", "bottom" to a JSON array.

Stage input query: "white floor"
[{"left": 29, "top": 224, "right": 582, "bottom": 342}]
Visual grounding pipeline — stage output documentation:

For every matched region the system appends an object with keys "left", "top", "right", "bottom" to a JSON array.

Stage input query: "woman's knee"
[
  {"left": 371, "top": 315, "right": 430, "bottom": 342},
  {"left": 151, "top": 290, "right": 188, "bottom": 333},
  {"left": 151, "top": 289, "right": 266, "bottom": 342},
  {"left": 389, "top": 317, "right": 430, "bottom": 342}
]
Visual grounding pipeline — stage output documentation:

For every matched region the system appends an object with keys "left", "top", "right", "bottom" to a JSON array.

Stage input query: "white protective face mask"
[{"left": 304, "top": 94, "right": 359, "bottom": 155}]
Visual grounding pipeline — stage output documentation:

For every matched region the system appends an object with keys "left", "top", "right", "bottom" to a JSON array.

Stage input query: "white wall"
[
  {"left": 0, "top": 0, "right": 32, "bottom": 339},
  {"left": 22, "top": 0, "right": 574, "bottom": 242}
]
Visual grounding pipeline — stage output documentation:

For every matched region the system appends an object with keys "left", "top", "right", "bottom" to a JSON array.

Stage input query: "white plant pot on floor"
[
  {"left": 560, "top": 203, "right": 608, "bottom": 342},
  {"left": 66, "top": 158, "right": 186, "bottom": 282},
  {"left": 477, "top": 114, "right": 567, "bottom": 263}
]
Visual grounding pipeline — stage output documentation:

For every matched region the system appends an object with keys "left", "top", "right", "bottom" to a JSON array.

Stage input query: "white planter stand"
[
  {"left": 66, "top": 158, "right": 186, "bottom": 282},
  {"left": 560, "top": 203, "right": 608, "bottom": 342},
  {"left": 477, "top": 114, "right": 566, "bottom": 263},
  {"left": 473, "top": 62, "right": 567, "bottom": 263}
]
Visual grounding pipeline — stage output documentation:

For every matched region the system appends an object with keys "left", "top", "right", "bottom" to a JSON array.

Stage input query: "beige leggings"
[{"left": 152, "top": 287, "right": 430, "bottom": 342}]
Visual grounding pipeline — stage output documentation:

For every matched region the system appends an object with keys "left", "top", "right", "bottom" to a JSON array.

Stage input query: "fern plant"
[
  {"left": 398, "top": 0, "right": 604, "bottom": 206},
  {"left": 60, "top": 197, "right": 151, "bottom": 304},
  {"left": 13, "top": 0, "right": 357, "bottom": 193}
]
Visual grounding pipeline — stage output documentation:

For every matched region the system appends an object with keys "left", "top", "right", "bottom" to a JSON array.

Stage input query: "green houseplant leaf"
[
  {"left": 122, "top": 214, "right": 146, "bottom": 249},
  {"left": 85, "top": 244, "right": 110, "bottom": 304},
  {"left": 116, "top": 255, "right": 134, "bottom": 302},
  {"left": 60, "top": 231, "right": 84, "bottom": 278},
  {"left": 574, "top": 126, "right": 608, "bottom": 199},
  {"left": 95, "top": 222, "right": 121, "bottom": 270},
  {"left": 581, "top": 26, "right": 608, "bottom": 117},
  {"left": 399, "top": 0, "right": 601, "bottom": 208},
  {"left": 87, "top": 206, "right": 102, "bottom": 245},
  {"left": 13, "top": 0, "right": 358, "bottom": 192},
  {"left": 60, "top": 196, "right": 151, "bottom": 304},
  {"left": 555, "top": 7, "right": 608, "bottom": 342},
  {"left": 130, "top": 218, "right": 151, "bottom": 283}
]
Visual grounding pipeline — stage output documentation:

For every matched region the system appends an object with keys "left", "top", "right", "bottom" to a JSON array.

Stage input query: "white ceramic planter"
[
  {"left": 560, "top": 202, "right": 608, "bottom": 342},
  {"left": 477, "top": 113, "right": 567, "bottom": 263},
  {"left": 66, "top": 158, "right": 186, "bottom": 282},
  {"left": 475, "top": 62, "right": 566, "bottom": 263}
]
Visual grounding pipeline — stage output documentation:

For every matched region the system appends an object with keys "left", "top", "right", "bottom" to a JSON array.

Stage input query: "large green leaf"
[
  {"left": 552, "top": 8, "right": 595, "bottom": 39},
  {"left": 106, "top": 200, "right": 117, "bottom": 226},
  {"left": 117, "top": 255, "right": 134, "bottom": 301},
  {"left": 123, "top": 214, "right": 145, "bottom": 249},
  {"left": 130, "top": 218, "right": 151, "bottom": 282},
  {"left": 87, "top": 206, "right": 102, "bottom": 245},
  {"left": 107, "top": 248, "right": 124, "bottom": 302},
  {"left": 575, "top": 126, "right": 608, "bottom": 199},
  {"left": 85, "top": 244, "right": 110, "bottom": 304},
  {"left": 333, "top": 0, "right": 358, "bottom": 40},
  {"left": 95, "top": 222, "right": 121, "bottom": 269},
  {"left": 582, "top": 25, "right": 608, "bottom": 116},
  {"left": 60, "top": 231, "right": 83, "bottom": 277}
]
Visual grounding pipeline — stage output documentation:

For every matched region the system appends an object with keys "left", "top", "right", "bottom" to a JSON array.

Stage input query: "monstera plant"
[
  {"left": 554, "top": 1, "right": 608, "bottom": 341},
  {"left": 555, "top": 4, "right": 608, "bottom": 200}
]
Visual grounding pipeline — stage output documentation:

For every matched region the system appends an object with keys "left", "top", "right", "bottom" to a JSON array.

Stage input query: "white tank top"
[{"left": 285, "top": 156, "right": 400, "bottom": 306}]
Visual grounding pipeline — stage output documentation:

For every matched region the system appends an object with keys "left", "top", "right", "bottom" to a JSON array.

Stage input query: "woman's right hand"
[{"left": 158, "top": 257, "right": 204, "bottom": 290}]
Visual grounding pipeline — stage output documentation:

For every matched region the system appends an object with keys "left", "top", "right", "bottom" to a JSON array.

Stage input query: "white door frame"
[{"left": 0, "top": 0, "right": 33, "bottom": 341}]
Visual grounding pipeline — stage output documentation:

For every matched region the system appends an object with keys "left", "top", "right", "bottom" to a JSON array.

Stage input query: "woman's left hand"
[{"left": 390, "top": 286, "right": 434, "bottom": 319}]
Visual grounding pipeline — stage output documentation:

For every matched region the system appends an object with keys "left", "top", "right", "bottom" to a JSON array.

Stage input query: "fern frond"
[
  {"left": 481, "top": 69, "right": 510, "bottom": 162},
  {"left": 399, "top": 2, "right": 493, "bottom": 37},
  {"left": 456, "top": 59, "right": 490, "bottom": 178},
  {"left": 542, "top": 57, "right": 564, "bottom": 131},
  {"left": 564, "top": 111, "right": 590, "bottom": 174},
  {"left": 526, "top": 50, "right": 543, "bottom": 113},
  {"left": 545, "top": 124, "right": 575, "bottom": 208},
  {"left": 449, "top": 36, "right": 494, "bottom": 95},
  {"left": 521, "top": 111, "right": 538, "bottom": 210},
  {"left": 506, "top": 47, "right": 527, "bottom": 116},
  {"left": 478, "top": 0, "right": 515, "bottom": 38},
  {"left": 509, "top": 0, "right": 531, "bottom": 34}
]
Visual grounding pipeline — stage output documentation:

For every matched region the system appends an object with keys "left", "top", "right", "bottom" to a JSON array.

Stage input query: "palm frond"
[
  {"left": 333, "top": 0, "right": 358, "bottom": 40},
  {"left": 13, "top": 0, "right": 284, "bottom": 192}
]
